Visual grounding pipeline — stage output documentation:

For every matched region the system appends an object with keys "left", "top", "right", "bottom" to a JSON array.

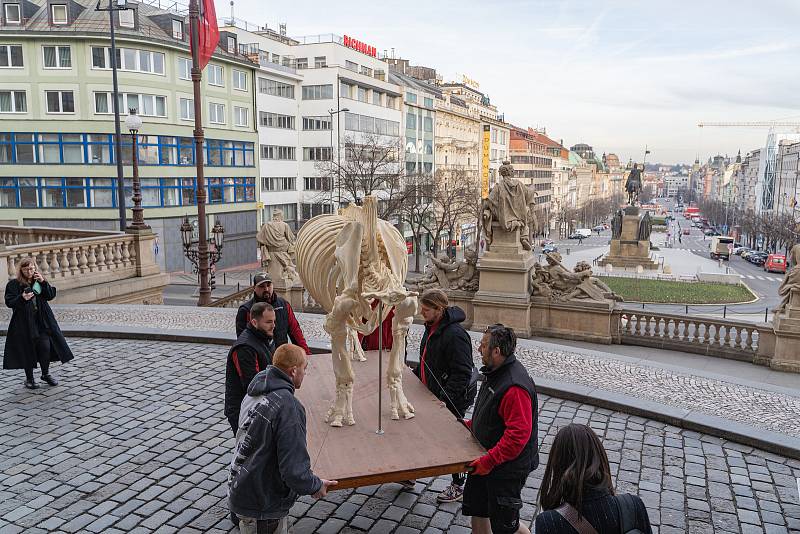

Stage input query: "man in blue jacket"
[{"left": 228, "top": 344, "right": 337, "bottom": 533}]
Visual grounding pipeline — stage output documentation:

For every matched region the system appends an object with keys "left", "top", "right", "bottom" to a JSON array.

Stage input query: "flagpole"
[{"left": 190, "top": 0, "right": 211, "bottom": 306}]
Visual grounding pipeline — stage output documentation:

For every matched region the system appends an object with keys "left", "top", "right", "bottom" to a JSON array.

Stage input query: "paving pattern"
[{"left": 1, "top": 337, "right": 799, "bottom": 533}]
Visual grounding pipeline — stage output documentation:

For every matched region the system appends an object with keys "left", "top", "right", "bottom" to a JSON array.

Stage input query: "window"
[
  {"left": 4, "top": 3, "right": 21, "bottom": 23},
  {"left": 372, "top": 91, "right": 381, "bottom": 106},
  {"left": 50, "top": 4, "right": 67, "bottom": 24},
  {"left": 301, "top": 202, "right": 332, "bottom": 220},
  {"left": 207, "top": 64, "right": 223, "bottom": 86},
  {"left": 90, "top": 46, "right": 164, "bottom": 74},
  {"left": 262, "top": 177, "right": 296, "bottom": 191},
  {"left": 303, "top": 147, "right": 331, "bottom": 161},
  {"left": 386, "top": 96, "right": 397, "bottom": 109},
  {"left": 406, "top": 112, "right": 416, "bottom": 131},
  {"left": 314, "top": 56, "right": 326, "bottom": 68},
  {"left": 258, "top": 77, "right": 294, "bottom": 98},
  {"left": 42, "top": 45, "right": 71, "bottom": 68},
  {"left": 260, "top": 112, "right": 295, "bottom": 129},
  {"left": 423, "top": 116, "right": 433, "bottom": 132},
  {"left": 208, "top": 102, "right": 225, "bottom": 124},
  {"left": 179, "top": 97, "right": 194, "bottom": 120},
  {"left": 177, "top": 57, "right": 191, "bottom": 80},
  {"left": 172, "top": 19, "right": 183, "bottom": 39},
  {"left": 345, "top": 60, "right": 358, "bottom": 72},
  {"left": 227, "top": 35, "right": 236, "bottom": 53},
  {"left": 260, "top": 145, "right": 295, "bottom": 160},
  {"left": 357, "top": 87, "right": 367, "bottom": 103},
  {"left": 118, "top": 8, "right": 134, "bottom": 28},
  {"left": 0, "top": 90, "right": 26, "bottom": 112},
  {"left": 303, "top": 176, "right": 330, "bottom": 191},
  {"left": 361, "top": 66, "right": 372, "bottom": 77},
  {"left": 491, "top": 129, "right": 497, "bottom": 143},
  {"left": 94, "top": 92, "right": 165, "bottom": 117},
  {"left": 234, "top": 106, "right": 248, "bottom": 127},
  {"left": 302, "top": 116, "right": 331, "bottom": 131},
  {"left": 339, "top": 82, "right": 351, "bottom": 99},
  {"left": 406, "top": 92, "right": 417, "bottom": 104},
  {"left": 423, "top": 97, "right": 433, "bottom": 109},
  {"left": 45, "top": 90, "right": 74, "bottom": 113},
  {"left": 296, "top": 57, "right": 307, "bottom": 69},
  {"left": 233, "top": 69, "right": 247, "bottom": 90},
  {"left": 302, "top": 84, "right": 333, "bottom": 100},
  {"left": 0, "top": 45, "right": 22, "bottom": 67},
  {"left": 344, "top": 112, "right": 399, "bottom": 136}
]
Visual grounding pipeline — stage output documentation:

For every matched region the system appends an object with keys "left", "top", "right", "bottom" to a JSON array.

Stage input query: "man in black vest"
[
  {"left": 225, "top": 302, "right": 276, "bottom": 436},
  {"left": 462, "top": 324, "right": 538, "bottom": 534},
  {"left": 236, "top": 273, "right": 311, "bottom": 355}
]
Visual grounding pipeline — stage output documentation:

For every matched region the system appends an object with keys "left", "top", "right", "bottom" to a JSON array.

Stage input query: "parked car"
[
  {"left": 593, "top": 225, "right": 605, "bottom": 232},
  {"left": 741, "top": 250, "right": 755, "bottom": 260},
  {"left": 542, "top": 244, "right": 558, "bottom": 254},
  {"left": 733, "top": 246, "right": 750, "bottom": 255},
  {"left": 682, "top": 228, "right": 690, "bottom": 235},
  {"left": 748, "top": 252, "right": 769, "bottom": 265},
  {"left": 764, "top": 254, "right": 787, "bottom": 274},
  {"left": 704, "top": 229, "right": 720, "bottom": 236},
  {"left": 569, "top": 229, "right": 592, "bottom": 239}
]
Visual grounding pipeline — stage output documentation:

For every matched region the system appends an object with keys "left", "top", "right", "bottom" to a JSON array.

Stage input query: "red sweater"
[
  {"left": 466, "top": 386, "right": 532, "bottom": 473},
  {"left": 285, "top": 302, "right": 311, "bottom": 355}
]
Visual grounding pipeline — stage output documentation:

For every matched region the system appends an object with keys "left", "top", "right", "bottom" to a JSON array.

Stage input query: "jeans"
[
  {"left": 24, "top": 336, "right": 51, "bottom": 381},
  {"left": 238, "top": 516, "right": 289, "bottom": 534}
]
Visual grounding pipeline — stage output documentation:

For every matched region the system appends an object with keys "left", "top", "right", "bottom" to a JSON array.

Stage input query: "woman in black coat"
[{"left": 4, "top": 257, "right": 73, "bottom": 389}]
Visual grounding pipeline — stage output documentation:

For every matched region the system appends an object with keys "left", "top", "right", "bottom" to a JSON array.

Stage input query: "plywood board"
[{"left": 297, "top": 350, "right": 486, "bottom": 490}]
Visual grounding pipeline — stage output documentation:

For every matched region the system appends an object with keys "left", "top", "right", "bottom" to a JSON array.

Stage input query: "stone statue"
[
  {"left": 625, "top": 163, "right": 643, "bottom": 205},
  {"left": 637, "top": 212, "right": 653, "bottom": 242},
  {"left": 530, "top": 252, "right": 621, "bottom": 302},
  {"left": 611, "top": 209, "right": 624, "bottom": 240},
  {"left": 483, "top": 161, "right": 538, "bottom": 250},
  {"left": 257, "top": 209, "right": 299, "bottom": 285},
  {"left": 415, "top": 248, "right": 479, "bottom": 292},
  {"left": 295, "top": 196, "right": 418, "bottom": 427},
  {"left": 774, "top": 244, "right": 800, "bottom": 313}
]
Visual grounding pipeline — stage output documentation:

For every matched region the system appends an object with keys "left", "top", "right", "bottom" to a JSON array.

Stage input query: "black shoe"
[
  {"left": 230, "top": 511, "right": 239, "bottom": 526},
  {"left": 24, "top": 379, "right": 39, "bottom": 390},
  {"left": 41, "top": 374, "right": 58, "bottom": 386}
]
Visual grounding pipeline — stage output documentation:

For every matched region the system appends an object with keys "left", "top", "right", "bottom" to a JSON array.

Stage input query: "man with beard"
[{"left": 236, "top": 273, "right": 310, "bottom": 355}]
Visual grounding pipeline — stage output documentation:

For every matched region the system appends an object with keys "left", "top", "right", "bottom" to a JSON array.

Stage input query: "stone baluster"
[
  {"left": 6, "top": 256, "right": 15, "bottom": 280},
  {"left": 104, "top": 244, "right": 114, "bottom": 270},
  {"left": 68, "top": 247, "right": 79, "bottom": 276},
  {"left": 744, "top": 328, "right": 755, "bottom": 351},
  {"left": 96, "top": 243, "right": 106, "bottom": 271},
  {"left": 111, "top": 242, "right": 122, "bottom": 269},
  {"left": 702, "top": 322, "right": 711, "bottom": 344},
  {"left": 87, "top": 245, "right": 97, "bottom": 272},
  {"left": 59, "top": 248, "right": 70, "bottom": 277},
  {"left": 49, "top": 249, "right": 60, "bottom": 277},
  {"left": 712, "top": 323, "right": 721, "bottom": 346},
  {"left": 722, "top": 325, "right": 731, "bottom": 348},
  {"left": 77, "top": 246, "right": 88, "bottom": 273},
  {"left": 733, "top": 327, "right": 742, "bottom": 349},
  {"left": 121, "top": 241, "right": 131, "bottom": 268}
]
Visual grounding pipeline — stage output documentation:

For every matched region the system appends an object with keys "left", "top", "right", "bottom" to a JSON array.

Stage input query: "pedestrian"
[
  {"left": 3, "top": 258, "right": 73, "bottom": 389},
  {"left": 534, "top": 423, "right": 653, "bottom": 533},
  {"left": 236, "top": 273, "right": 310, "bottom": 355},
  {"left": 225, "top": 302, "right": 276, "bottom": 436},
  {"left": 413, "top": 289, "right": 477, "bottom": 503},
  {"left": 578, "top": 236, "right": 583, "bottom": 245},
  {"left": 228, "top": 344, "right": 337, "bottom": 534},
  {"left": 462, "top": 324, "right": 538, "bottom": 534}
]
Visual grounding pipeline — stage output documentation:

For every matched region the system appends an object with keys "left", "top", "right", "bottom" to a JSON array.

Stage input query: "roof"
[
  {"left": 0, "top": 0, "right": 253, "bottom": 66},
  {"left": 388, "top": 70, "right": 440, "bottom": 97},
  {"left": 569, "top": 151, "right": 585, "bottom": 165}
]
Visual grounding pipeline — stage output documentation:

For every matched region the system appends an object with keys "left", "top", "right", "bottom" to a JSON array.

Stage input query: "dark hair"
[
  {"left": 539, "top": 423, "right": 614, "bottom": 515},
  {"left": 485, "top": 323, "right": 516, "bottom": 358},
  {"left": 420, "top": 288, "right": 448, "bottom": 310},
  {"left": 250, "top": 302, "right": 274, "bottom": 320}
]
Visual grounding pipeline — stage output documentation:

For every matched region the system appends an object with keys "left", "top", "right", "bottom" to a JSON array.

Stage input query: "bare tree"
[
  {"left": 397, "top": 173, "right": 436, "bottom": 273},
  {"left": 422, "top": 168, "right": 480, "bottom": 258}
]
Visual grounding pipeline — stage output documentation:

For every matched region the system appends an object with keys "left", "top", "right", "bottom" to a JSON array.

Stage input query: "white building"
[
  {"left": 664, "top": 174, "right": 689, "bottom": 198},
  {"left": 222, "top": 24, "right": 403, "bottom": 229}
]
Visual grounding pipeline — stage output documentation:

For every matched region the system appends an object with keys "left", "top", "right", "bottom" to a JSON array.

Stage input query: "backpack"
[{"left": 555, "top": 493, "right": 644, "bottom": 534}]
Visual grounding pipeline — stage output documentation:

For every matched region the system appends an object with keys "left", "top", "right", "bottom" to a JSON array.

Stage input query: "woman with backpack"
[{"left": 535, "top": 423, "right": 653, "bottom": 534}]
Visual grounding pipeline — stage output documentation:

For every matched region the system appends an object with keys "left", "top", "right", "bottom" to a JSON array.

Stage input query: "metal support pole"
[
  {"left": 376, "top": 300, "right": 384, "bottom": 436},
  {"left": 109, "top": 7, "right": 126, "bottom": 230},
  {"left": 765, "top": 307, "right": 768, "bottom": 323},
  {"left": 723, "top": 305, "right": 727, "bottom": 319}
]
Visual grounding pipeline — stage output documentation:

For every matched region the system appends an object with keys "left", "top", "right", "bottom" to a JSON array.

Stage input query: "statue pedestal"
[
  {"left": 599, "top": 207, "right": 659, "bottom": 270},
  {"left": 473, "top": 224, "right": 534, "bottom": 336},
  {"left": 771, "top": 289, "right": 800, "bottom": 372}
]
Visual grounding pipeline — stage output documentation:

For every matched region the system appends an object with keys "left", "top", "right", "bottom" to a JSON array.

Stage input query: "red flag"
[{"left": 192, "top": 0, "right": 219, "bottom": 70}]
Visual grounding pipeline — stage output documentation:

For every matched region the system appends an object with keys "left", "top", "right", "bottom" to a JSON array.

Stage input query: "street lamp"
[
  {"left": 124, "top": 108, "right": 149, "bottom": 231},
  {"left": 328, "top": 107, "right": 350, "bottom": 210},
  {"left": 95, "top": 0, "right": 130, "bottom": 231},
  {"left": 180, "top": 216, "right": 225, "bottom": 285}
]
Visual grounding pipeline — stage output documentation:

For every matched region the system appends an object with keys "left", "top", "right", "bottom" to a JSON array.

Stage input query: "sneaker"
[
  {"left": 437, "top": 483, "right": 463, "bottom": 503},
  {"left": 24, "top": 379, "right": 39, "bottom": 390},
  {"left": 398, "top": 479, "right": 416, "bottom": 490},
  {"left": 41, "top": 374, "right": 58, "bottom": 386}
]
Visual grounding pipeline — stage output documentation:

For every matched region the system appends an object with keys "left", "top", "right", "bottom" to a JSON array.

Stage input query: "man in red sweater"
[{"left": 462, "top": 324, "right": 538, "bottom": 534}]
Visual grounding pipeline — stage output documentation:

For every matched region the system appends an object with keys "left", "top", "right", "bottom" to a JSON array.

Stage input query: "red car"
[{"left": 764, "top": 254, "right": 786, "bottom": 274}]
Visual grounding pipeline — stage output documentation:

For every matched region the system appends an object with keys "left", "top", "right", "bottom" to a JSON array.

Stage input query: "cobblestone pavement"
[
  {"left": 1, "top": 337, "right": 799, "bottom": 533},
  {"left": 1, "top": 304, "right": 798, "bottom": 441}
]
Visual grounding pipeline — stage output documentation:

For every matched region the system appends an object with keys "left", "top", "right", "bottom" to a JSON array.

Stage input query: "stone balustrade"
[
  {"left": 0, "top": 225, "right": 118, "bottom": 246},
  {"left": 617, "top": 309, "right": 774, "bottom": 363},
  {"left": 202, "top": 287, "right": 253, "bottom": 308}
]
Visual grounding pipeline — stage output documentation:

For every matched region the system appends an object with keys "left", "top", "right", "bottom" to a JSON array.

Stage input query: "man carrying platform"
[
  {"left": 236, "top": 273, "right": 311, "bottom": 355},
  {"left": 228, "top": 345, "right": 337, "bottom": 534},
  {"left": 462, "top": 324, "right": 539, "bottom": 534}
]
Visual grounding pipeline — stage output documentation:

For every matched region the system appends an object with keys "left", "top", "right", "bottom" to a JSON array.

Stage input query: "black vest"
[
  {"left": 472, "top": 354, "right": 539, "bottom": 478},
  {"left": 243, "top": 294, "right": 290, "bottom": 347},
  {"left": 224, "top": 326, "right": 275, "bottom": 418},
  {"left": 230, "top": 324, "right": 275, "bottom": 365}
]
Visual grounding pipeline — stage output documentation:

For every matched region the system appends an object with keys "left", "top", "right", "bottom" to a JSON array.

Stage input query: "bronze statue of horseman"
[{"left": 625, "top": 163, "right": 643, "bottom": 205}]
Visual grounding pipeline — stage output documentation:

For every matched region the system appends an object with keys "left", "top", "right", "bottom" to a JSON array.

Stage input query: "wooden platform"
[{"left": 296, "top": 350, "right": 485, "bottom": 490}]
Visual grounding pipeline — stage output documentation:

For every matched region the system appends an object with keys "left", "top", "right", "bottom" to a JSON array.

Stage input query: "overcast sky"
[{"left": 227, "top": 0, "right": 800, "bottom": 165}]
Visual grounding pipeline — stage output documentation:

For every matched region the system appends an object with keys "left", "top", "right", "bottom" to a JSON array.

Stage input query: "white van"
[{"left": 575, "top": 228, "right": 592, "bottom": 239}]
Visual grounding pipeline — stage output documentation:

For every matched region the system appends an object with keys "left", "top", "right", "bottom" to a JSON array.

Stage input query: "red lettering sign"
[{"left": 343, "top": 34, "right": 377, "bottom": 57}]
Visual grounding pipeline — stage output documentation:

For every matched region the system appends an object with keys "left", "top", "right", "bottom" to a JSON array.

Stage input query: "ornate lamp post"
[
  {"left": 180, "top": 216, "right": 224, "bottom": 285},
  {"left": 124, "top": 108, "right": 149, "bottom": 230}
]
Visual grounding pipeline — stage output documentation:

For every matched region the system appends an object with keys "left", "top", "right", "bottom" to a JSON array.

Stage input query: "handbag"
[{"left": 555, "top": 503, "right": 598, "bottom": 534}]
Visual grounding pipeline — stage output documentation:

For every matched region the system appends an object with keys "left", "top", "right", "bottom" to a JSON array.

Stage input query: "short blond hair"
[{"left": 273, "top": 344, "right": 307, "bottom": 372}]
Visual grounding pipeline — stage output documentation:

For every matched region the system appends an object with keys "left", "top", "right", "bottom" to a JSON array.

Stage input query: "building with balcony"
[
  {"left": 0, "top": 0, "right": 259, "bottom": 272},
  {"left": 221, "top": 23, "right": 403, "bottom": 229},
  {"left": 509, "top": 126, "right": 553, "bottom": 232}
]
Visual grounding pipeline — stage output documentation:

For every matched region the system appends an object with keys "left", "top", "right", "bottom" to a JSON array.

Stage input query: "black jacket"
[
  {"left": 414, "top": 306, "right": 476, "bottom": 416},
  {"left": 224, "top": 325, "right": 275, "bottom": 420},
  {"left": 534, "top": 486, "right": 653, "bottom": 534},
  {"left": 3, "top": 279, "right": 73, "bottom": 370},
  {"left": 236, "top": 293, "right": 309, "bottom": 353},
  {"left": 228, "top": 366, "right": 322, "bottom": 520},
  {"left": 472, "top": 354, "right": 538, "bottom": 479}
]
